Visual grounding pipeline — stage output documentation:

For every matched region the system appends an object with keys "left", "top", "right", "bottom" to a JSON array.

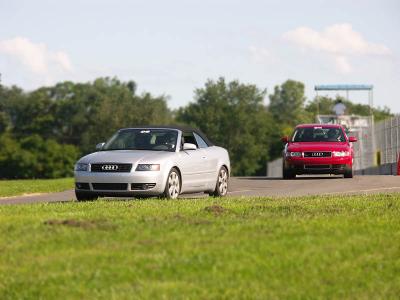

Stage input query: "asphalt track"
[{"left": 1, "top": 175, "right": 399, "bottom": 205}]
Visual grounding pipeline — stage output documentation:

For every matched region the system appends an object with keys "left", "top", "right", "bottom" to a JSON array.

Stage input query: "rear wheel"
[
  {"left": 75, "top": 190, "right": 98, "bottom": 201},
  {"left": 344, "top": 166, "right": 353, "bottom": 178},
  {"left": 210, "top": 166, "right": 229, "bottom": 197},
  {"left": 162, "top": 168, "right": 181, "bottom": 199}
]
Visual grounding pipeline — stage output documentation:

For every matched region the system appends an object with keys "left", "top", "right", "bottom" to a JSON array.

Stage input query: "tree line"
[{"left": 0, "top": 77, "right": 392, "bottom": 178}]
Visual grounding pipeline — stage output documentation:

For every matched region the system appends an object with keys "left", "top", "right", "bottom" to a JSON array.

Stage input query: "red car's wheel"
[
  {"left": 283, "top": 165, "right": 296, "bottom": 179},
  {"left": 344, "top": 166, "right": 353, "bottom": 178}
]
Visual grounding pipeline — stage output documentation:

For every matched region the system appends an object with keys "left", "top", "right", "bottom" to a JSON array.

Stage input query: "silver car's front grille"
[
  {"left": 92, "top": 183, "right": 128, "bottom": 190},
  {"left": 91, "top": 163, "right": 132, "bottom": 173}
]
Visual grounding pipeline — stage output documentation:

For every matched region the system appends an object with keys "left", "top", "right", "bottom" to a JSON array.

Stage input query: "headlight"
[
  {"left": 286, "top": 152, "right": 302, "bottom": 157},
  {"left": 135, "top": 164, "right": 160, "bottom": 171},
  {"left": 332, "top": 151, "right": 350, "bottom": 157},
  {"left": 74, "top": 163, "right": 89, "bottom": 171}
]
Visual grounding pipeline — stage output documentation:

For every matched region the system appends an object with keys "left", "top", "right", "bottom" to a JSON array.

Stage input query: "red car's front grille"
[
  {"left": 304, "top": 165, "right": 330, "bottom": 169},
  {"left": 303, "top": 152, "right": 331, "bottom": 158}
]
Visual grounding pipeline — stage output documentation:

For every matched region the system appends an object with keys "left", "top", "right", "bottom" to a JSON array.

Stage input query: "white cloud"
[
  {"left": 249, "top": 46, "right": 276, "bottom": 64},
  {"left": 0, "top": 37, "right": 72, "bottom": 80},
  {"left": 283, "top": 23, "right": 391, "bottom": 73},
  {"left": 52, "top": 51, "right": 72, "bottom": 72},
  {"left": 334, "top": 55, "right": 352, "bottom": 73}
]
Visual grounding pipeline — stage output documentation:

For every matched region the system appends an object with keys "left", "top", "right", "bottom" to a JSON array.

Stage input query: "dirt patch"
[
  {"left": 204, "top": 205, "right": 226, "bottom": 215},
  {"left": 44, "top": 219, "right": 115, "bottom": 230}
]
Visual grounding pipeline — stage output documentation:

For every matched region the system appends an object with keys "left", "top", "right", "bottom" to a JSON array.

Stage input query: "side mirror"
[
  {"left": 183, "top": 143, "right": 197, "bottom": 150},
  {"left": 349, "top": 137, "right": 357, "bottom": 143},
  {"left": 281, "top": 136, "right": 289, "bottom": 143},
  {"left": 96, "top": 142, "right": 105, "bottom": 150}
]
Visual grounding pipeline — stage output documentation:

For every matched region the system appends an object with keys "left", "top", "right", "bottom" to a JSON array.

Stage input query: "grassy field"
[
  {"left": 0, "top": 194, "right": 399, "bottom": 299},
  {"left": 0, "top": 178, "right": 74, "bottom": 197}
]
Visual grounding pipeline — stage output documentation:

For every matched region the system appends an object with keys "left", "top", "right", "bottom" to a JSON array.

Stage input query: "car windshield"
[
  {"left": 103, "top": 129, "right": 178, "bottom": 152},
  {"left": 292, "top": 126, "right": 346, "bottom": 142}
]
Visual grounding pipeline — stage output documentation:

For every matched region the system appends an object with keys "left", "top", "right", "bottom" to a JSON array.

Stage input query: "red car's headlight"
[
  {"left": 332, "top": 151, "right": 350, "bottom": 157},
  {"left": 286, "top": 151, "right": 302, "bottom": 157}
]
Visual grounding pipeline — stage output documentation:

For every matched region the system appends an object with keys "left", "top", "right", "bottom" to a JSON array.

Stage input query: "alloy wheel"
[
  {"left": 218, "top": 168, "right": 228, "bottom": 196},
  {"left": 168, "top": 171, "right": 180, "bottom": 199}
]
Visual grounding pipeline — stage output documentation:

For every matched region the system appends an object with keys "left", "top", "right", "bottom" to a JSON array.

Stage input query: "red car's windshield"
[{"left": 292, "top": 126, "right": 346, "bottom": 142}]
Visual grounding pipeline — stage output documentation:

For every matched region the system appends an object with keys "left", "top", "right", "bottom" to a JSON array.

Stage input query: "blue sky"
[{"left": 0, "top": 0, "right": 399, "bottom": 112}]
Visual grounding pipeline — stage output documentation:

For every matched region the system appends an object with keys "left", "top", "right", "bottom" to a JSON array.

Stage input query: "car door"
[
  {"left": 193, "top": 132, "right": 217, "bottom": 187},
  {"left": 177, "top": 131, "right": 209, "bottom": 192}
]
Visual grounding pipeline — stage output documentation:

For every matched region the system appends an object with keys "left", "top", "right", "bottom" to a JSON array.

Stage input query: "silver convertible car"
[{"left": 74, "top": 126, "right": 230, "bottom": 201}]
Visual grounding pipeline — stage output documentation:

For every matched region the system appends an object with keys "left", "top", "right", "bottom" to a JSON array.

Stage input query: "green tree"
[
  {"left": 0, "top": 86, "right": 26, "bottom": 134},
  {"left": 269, "top": 79, "right": 310, "bottom": 129},
  {"left": 177, "top": 78, "right": 272, "bottom": 176},
  {"left": 268, "top": 80, "right": 310, "bottom": 159},
  {"left": 306, "top": 96, "right": 392, "bottom": 122},
  {"left": 0, "top": 134, "right": 78, "bottom": 179},
  {"left": 0, "top": 78, "right": 173, "bottom": 155},
  {"left": 0, "top": 77, "right": 175, "bottom": 178}
]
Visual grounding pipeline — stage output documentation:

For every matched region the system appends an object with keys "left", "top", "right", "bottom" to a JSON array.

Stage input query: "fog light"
[
  {"left": 131, "top": 183, "right": 156, "bottom": 190},
  {"left": 75, "top": 182, "right": 90, "bottom": 190}
]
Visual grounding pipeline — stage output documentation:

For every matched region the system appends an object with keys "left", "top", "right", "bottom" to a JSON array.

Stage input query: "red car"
[{"left": 282, "top": 124, "right": 357, "bottom": 179}]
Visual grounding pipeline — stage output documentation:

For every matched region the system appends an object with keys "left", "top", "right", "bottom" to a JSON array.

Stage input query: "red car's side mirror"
[
  {"left": 281, "top": 136, "right": 289, "bottom": 143},
  {"left": 349, "top": 136, "right": 357, "bottom": 143}
]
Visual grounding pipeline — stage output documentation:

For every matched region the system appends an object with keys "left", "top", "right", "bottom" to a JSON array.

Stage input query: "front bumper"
[
  {"left": 284, "top": 156, "right": 352, "bottom": 174},
  {"left": 74, "top": 170, "right": 167, "bottom": 196}
]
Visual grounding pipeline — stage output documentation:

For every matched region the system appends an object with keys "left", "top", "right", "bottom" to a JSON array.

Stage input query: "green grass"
[
  {"left": 1, "top": 194, "right": 400, "bottom": 299},
  {"left": 0, "top": 178, "right": 74, "bottom": 197}
]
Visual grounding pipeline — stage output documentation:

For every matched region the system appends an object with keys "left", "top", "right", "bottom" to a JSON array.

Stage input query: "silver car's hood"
[{"left": 78, "top": 150, "right": 175, "bottom": 164}]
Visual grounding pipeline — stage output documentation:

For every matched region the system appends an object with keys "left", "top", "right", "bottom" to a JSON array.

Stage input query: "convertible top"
[{"left": 119, "top": 125, "right": 214, "bottom": 146}]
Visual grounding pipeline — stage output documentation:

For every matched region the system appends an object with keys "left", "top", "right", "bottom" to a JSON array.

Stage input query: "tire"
[
  {"left": 210, "top": 166, "right": 229, "bottom": 197},
  {"left": 283, "top": 168, "right": 296, "bottom": 179},
  {"left": 162, "top": 168, "right": 181, "bottom": 199},
  {"left": 344, "top": 166, "right": 353, "bottom": 178},
  {"left": 75, "top": 190, "right": 98, "bottom": 201}
]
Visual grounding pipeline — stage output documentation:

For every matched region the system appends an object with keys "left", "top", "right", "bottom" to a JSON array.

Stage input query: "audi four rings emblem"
[
  {"left": 102, "top": 164, "right": 119, "bottom": 171},
  {"left": 312, "top": 152, "right": 324, "bottom": 157}
]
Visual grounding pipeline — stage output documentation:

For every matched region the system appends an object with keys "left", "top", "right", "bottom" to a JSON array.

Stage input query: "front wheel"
[
  {"left": 162, "top": 168, "right": 181, "bottom": 199},
  {"left": 210, "top": 166, "right": 229, "bottom": 197},
  {"left": 344, "top": 166, "right": 353, "bottom": 178},
  {"left": 75, "top": 190, "right": 98, "bottom": 202},
  {"left": 283, "top": 168, "right": 296, "bottom": 179}
]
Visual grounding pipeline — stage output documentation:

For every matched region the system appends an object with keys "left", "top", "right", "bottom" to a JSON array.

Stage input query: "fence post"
[{"left": 385, "top": 119, "right": 388, "bottom": 164}]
